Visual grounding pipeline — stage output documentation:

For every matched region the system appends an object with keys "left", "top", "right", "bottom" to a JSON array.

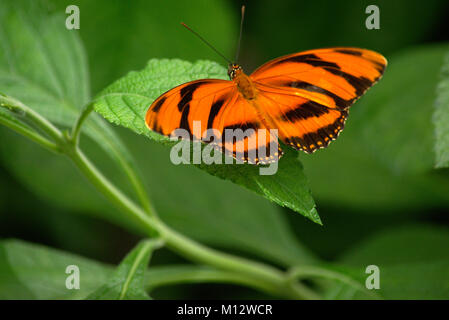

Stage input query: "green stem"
[
  {"left": 145, "top": 265, "right": 283, "bottom": 295},
  {"left": 69, "top": 147, "right": 158, "bottom": 236},
  {"left": 0, "top": 115, "right": 60, "bottom": 153},
  {"left": 71, "top": 102, "right": 94, "bottom": 146},
  {"left": 107, "top": 145, "right": 155, "bottom": 216},
  {"left": 120, "top": 238, "right": 164, "bottom": 299},
  {"left": 70, "top": 102, "right": 154, "bottom": 216},
  {"left": 0, "top": 94, "right": 64, "bottom": 144},
  {"left": 145, "top": 265, "right": 321, "bottom": 299},
  {"left": 156, "top": 219, "right": 284, "bottom": 288}
]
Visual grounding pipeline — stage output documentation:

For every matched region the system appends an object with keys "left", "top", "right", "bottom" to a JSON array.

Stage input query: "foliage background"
[{"left": 0, "top": 0, "right": 449, "bottom": 299}]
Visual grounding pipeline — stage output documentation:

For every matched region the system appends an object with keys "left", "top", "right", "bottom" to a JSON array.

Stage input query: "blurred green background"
[{"left": 1, "top": 0, "right": 449, "bottom": 299}]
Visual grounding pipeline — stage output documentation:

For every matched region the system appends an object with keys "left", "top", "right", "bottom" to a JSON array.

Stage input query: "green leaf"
[
  {"left": 198, "top": 147, "right": 319, "bottom": 223},
  {"left": 350, "top": 44, "right": 449, "bottom": 175},
  {"left": 0, "top": 0, "right": 89, "bottom": 126},
  {"left": 331, "top": 225, "right": 449, "bottom": 299},
  {"left": 88, "top": 239, "right": 162, "bottom": 300},
  {"left": 0, "top": 239, "right": 112, "bottom": 299},
  {"left": 302, "top": 121, "right": 449, "bottom": 212},
  {"left": 434, "top": 52, "right": 449, "bottom": 168},
  {"left": 0, "top": 0, "right": 146, "bottom": 206},
  {"left": 93, "top": 59, "right": 319, "bottom": 223}
]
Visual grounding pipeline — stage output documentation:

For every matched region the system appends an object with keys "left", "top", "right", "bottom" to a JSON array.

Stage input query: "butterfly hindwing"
[{"left": 254, "top": 85, "right": 348, "bottom": 153}]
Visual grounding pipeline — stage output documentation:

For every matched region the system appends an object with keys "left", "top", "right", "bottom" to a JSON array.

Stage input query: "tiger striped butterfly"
[{"left": 145, "top": 7, "right": 387, "bottom": 164}]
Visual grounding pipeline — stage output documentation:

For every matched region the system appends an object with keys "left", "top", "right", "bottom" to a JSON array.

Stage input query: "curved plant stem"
[
  {"left": 119, "top": 238, "right": 164, "bottom": 299},
  {"left": 71, "top": 102, "right": 94, "bottom": 146},
  {"left": 69, "top": 148, "right": 158, "bottom": 234},
  {"left": 145, "top": 266, "right": 321, "bottom": 299},
  {"left": 145, "top": 265, "right": 287, "bottom": 295},
  {"left": 105, "top": 144, "right": 155, "bottom": 216}
]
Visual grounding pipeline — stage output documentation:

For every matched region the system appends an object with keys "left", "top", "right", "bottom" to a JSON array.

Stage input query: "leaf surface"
[
  {"left": 434, "top": 52, "right": 449, "bottom": 168},
  {"left": 0, "top": 239, "right": 112, "bottom": 299},
  {"left": 88, "top": 239, "right": 162, "bottom": 300}
]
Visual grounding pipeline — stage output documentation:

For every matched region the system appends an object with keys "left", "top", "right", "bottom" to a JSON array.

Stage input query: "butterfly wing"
[
  {"left": 146, "top": 79, "right": 232, "bottom": 137},
  {"left": 250, "top": 47, "right": 387, "bottom": 152},
  {"left": 146, "top": 79, "right": 280, "bottom": 164}
]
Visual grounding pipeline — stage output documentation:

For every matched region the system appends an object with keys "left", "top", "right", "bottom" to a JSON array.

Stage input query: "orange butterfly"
[{"left": 145, "top": 9, "right": 387, "bottom": 164}]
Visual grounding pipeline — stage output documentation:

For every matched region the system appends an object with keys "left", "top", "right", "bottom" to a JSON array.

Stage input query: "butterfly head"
[{"left": 228, "top": 63, "right": 243, "bottom": 80}]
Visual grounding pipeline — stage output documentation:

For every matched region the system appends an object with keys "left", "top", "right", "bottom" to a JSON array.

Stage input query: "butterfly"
[
  {"left": 146, "top": 47, "right": 386, "bottom": 164},
  {"left": 145, "top": 10, "right": 387, "bottom": 165}
]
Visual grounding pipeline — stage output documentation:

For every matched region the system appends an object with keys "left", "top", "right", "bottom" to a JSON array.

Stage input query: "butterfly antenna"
[
  {"left": 235, "top": 5, "right": 245, "bottom": 63},
  {"left": 181, "top": 22, "right": 232, "bottom": 64}
]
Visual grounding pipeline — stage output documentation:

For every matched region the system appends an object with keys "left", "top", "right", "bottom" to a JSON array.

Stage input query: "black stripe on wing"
[{"left": 283, "top": 110, "right": 348, "bottom": 153}]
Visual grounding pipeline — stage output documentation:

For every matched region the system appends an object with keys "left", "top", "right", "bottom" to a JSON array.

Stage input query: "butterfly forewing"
[
  {"left": 250, "top": 47, "right": 387, "bottom": 152},
  {"left": 146, "top": 79, "right": 280, "bottom": 164},
  {"left": 146, "top": 79, "right": 233, "bottom": 137}
]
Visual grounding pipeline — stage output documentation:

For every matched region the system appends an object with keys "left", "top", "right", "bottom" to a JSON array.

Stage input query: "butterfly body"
[
  {"left": 232, "top": 66, "right": 257, "bottom": 100},
  {"left": 146, "top": 47, "right": 387, "bottom": 164}
]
